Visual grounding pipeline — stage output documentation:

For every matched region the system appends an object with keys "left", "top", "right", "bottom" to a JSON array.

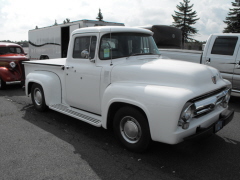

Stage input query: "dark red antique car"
[{"left": 0, "top": 42, "right": 29, "bottom": 89}]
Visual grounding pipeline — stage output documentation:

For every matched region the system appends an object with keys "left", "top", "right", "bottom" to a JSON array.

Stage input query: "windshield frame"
[{"left": 99, "top": 32, "right": 160, "bottom": 60}]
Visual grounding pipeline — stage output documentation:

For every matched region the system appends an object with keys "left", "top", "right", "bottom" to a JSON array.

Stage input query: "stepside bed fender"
[{"left": 26, "top": 71, "right": 62, "bottom": 106}]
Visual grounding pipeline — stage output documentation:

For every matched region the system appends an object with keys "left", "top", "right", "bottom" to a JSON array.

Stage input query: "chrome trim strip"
[
  {"left": 232, "top": 89, "right": 240, "bottom": 93},
  {"left": 193, "top": 89, "right": 230, "bottom": 116}
]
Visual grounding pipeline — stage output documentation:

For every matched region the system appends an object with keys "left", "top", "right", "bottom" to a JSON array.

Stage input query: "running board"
[{"left": 49, "top": 104, "right": 102, "bottom": 127}]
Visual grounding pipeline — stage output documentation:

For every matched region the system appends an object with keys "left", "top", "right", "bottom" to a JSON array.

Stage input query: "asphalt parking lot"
[{"left": 0, "top": 84, "right": 240, "bottom": 180}]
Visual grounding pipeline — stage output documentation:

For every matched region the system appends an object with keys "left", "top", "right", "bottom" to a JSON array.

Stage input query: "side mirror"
[{"left": 81, "top": 49, "right": 89, "bottom": 59}]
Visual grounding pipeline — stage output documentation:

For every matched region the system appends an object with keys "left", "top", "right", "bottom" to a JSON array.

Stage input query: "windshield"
[
  {"left": 99, "top": 33, "right": 160, "bottom": 60},
  {"left": 0, "top": 46, "right": 24, "bottom": 55}
]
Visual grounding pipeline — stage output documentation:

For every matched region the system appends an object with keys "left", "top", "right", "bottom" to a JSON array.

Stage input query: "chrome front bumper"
[{"left": 184, "top": 109, "right": 234, "bottom": 141}]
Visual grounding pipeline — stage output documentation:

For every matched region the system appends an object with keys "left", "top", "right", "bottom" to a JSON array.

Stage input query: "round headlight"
[
  {"left": 222, "top": 90, "right": 231, "bottom": 108},
  {"left": 9, "top": 61, "right": 16, "bottom": 68},
  {"left": 225, "top": 93, "right": 231, "bottom": 102},
  {"left": 180, "top": 103, "right": 194, "bottom": 122}
]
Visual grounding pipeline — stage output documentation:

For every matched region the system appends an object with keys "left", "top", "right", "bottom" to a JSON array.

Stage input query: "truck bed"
[
  {"left": 23, "top": 58, "right": 66, "bottom": 66},
  {"left": 23, "top": 58, "right": 66, "bottom": 90}
]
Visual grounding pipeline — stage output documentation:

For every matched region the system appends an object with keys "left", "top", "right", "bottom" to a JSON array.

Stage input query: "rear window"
[{"left": 211, "top": 36, "right": 238, "bottom": 55}]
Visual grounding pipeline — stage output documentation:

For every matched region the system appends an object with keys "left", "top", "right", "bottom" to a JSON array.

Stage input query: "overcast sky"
[{"left": 0, "top": 0, "right": 234, "bottom": 42}]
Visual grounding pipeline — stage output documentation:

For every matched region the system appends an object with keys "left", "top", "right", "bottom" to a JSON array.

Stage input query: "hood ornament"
[{"left": 212, "top": 76, "right": 217, "bottom": 84}]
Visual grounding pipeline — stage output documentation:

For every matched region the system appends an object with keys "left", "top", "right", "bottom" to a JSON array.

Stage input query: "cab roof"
[
  {"left": 72, "top": 26, "right": 153, "bottom": 36},
  {"left": 0, "top": 42, "right": 21, "bottom": 47}
]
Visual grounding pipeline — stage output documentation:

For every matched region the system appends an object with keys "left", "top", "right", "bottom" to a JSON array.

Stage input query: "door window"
[
  {"left": 73, "top": 36, "right": 97, "bottom": 59},
  {"left": 211, "top": 36, "right": 238, "bottom": 56}
]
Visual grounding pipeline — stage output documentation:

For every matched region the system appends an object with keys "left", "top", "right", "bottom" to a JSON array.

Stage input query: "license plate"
[{"left": 215, "top": 121, "right": 223, "bottom": 133}]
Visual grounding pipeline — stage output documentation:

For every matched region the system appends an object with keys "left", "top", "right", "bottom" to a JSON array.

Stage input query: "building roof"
[{"left": 29, "top": 19, "right": 124, "bottom": 31}]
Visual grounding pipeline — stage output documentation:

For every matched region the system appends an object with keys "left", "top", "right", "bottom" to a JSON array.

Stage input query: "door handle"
[{"left": 65, "top": 66, "right": 74, "bottom": 69}]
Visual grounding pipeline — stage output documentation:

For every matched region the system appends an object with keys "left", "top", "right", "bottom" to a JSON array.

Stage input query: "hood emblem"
[{"left": 212, "top": 76, "right": 217, "bottom": 84}]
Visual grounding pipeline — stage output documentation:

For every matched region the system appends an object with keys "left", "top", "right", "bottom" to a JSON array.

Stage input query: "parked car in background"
[
  {"left": 0, "top": 42, "right": 29, "bottom": 89},
  {"left": 160, "top": 34, "right": 240, "bottom": 97}
]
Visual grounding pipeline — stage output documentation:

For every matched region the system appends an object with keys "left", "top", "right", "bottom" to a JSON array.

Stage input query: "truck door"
[
  {"left": 65, "top": 33, "right": 102, "bottom": 115},
  {"left": 203, "top": 36, "right": 239, "bottom": 84}
]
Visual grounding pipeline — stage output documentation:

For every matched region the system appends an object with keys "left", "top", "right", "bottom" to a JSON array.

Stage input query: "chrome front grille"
[{"left": 193, "top": 88, "right": 230, "bottom": 117}]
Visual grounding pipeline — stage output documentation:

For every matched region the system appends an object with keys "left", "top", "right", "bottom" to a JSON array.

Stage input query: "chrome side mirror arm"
[{"left": 89, "top": 58, "right": 95, "bottom": 63}]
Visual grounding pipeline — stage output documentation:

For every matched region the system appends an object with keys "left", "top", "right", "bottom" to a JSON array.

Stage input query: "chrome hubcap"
[
  {"left": 34, "top": 88, "right": 42, "bottom": 106},
  {"left": 120, "top": 116, "right": 142, "bottom": 144}
]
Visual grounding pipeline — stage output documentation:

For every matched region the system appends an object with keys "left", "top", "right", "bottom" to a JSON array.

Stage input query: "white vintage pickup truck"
[
  {"left": 23, "top": 27, "right": 234, "bottom": 152},
  {"left": 160, "top": 34, "right": 240, "bottom": 96}
]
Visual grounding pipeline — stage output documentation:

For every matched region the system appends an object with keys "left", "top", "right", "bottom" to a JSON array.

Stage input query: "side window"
[
  {"left": 16, "top": 48, "right": 22, "bottom": 53},
  {"left": 211, "top": 36, "right": 238, "bottom": 55},
  {"left": 73, "top": 36, "right": 96, "bottom": 59},
  {"left": 9, "top": 47, "right": 15, "bottom": 53},
  {"left": 141, "top": 37, "right": 150, "bottom": 53}
]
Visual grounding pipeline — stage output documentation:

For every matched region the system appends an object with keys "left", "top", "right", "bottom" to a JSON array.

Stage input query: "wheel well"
[
  {"left": 27, "top": 82, "right": 35, "bottom": 95},
  {"left": 107, "top": 102, "right": 148, "bottom": 130}
]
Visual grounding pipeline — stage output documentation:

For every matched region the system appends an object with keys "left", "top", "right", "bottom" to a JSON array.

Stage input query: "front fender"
[
  {"left": 0, "top": 67, "right": 21, "bottom": 82},
  {"left": 26, "top": 71, "right": 62, "bottom": 106},
  {"left": 101, "top": 82, "right": 194, "bottom": 142}
]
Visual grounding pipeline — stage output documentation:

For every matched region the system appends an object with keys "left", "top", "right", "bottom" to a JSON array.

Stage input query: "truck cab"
[{"left": 202, "top": 34, "right": 240, "bottom": 96}]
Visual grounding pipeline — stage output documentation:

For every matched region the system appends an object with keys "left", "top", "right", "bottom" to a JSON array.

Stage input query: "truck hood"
[
  {"left": 0, "top": 53, "right": 27, "bottom": 59},
  {"left": 110, "top": 58, "right": 224, "bottom": 90},
  {"left": 0, "top": 54, "right": 28, "bottom": 61},
  {"left": 0, "top": 54, "right": 29, "bottom": 69}
]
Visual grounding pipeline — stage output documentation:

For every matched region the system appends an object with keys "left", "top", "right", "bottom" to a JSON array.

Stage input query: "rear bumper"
[{"left": 184, "top": 109, "right": 234, "bottom": 141}]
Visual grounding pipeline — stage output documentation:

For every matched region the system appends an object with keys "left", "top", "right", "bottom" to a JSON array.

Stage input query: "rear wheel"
[
  {"left": 113, "top": 106, "right": 151, "bottom": 152},
  {"left": 31, "top": 83, "right": 47, "bottom": 111},
  {"left": 0, "top": 78, "right": 6, "bottom": 90}
]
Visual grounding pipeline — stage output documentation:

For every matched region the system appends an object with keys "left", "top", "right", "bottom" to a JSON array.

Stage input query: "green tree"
[
  {"left": 223, "top": 1, "right": 240, "bottom": 33},
  {"left": 96, "top": 8, "right": 103, "bottom": 21},
  {"left": 172, "top": 0, "right": 200, "bottom": 47}
]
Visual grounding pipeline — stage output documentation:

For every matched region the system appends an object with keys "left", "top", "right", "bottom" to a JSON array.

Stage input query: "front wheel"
[
  {"left": 113, "top": 106, "right": 151, "bottom": 152},
  {"left": 31, "top": 83, "right": 48, "bottom": 111},
  {"left": 0, "top": 78, "right": 6, "bottom": 90}
]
